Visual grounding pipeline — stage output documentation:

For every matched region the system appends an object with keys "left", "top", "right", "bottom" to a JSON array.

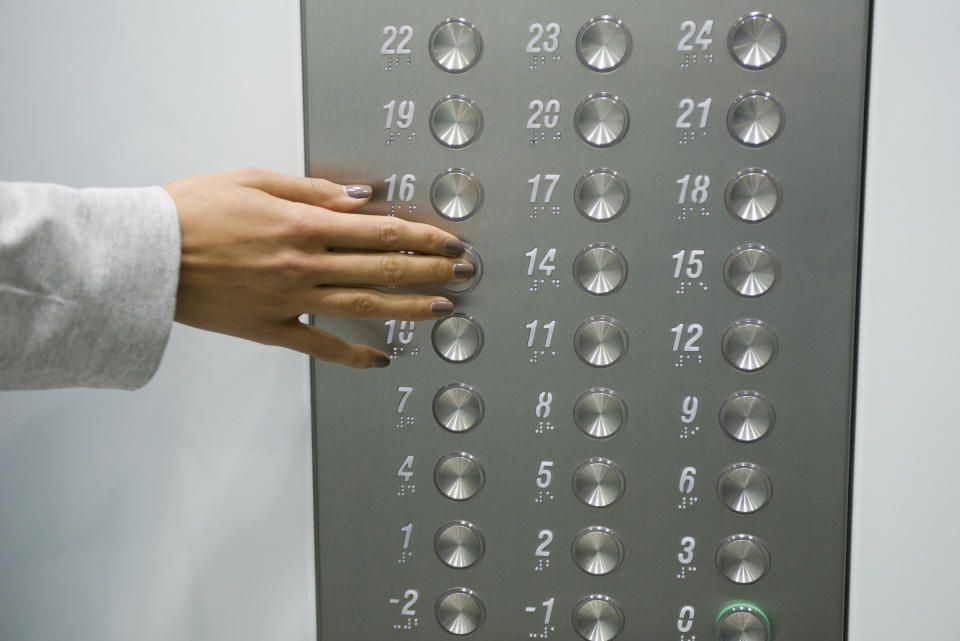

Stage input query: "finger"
[
  {"left": 270, "top": 319, "right": 390, "bottom": 369},
  {"left": 240, "top": 167, "right": 372, "bottom": 212},
  {"left": 315, "top": 252, "right": 475, "bottom": 286},
  {"left": 301, "top": 288, "right": 454, "bottom": 320},
  {"left": 314, "top": 212, "right": 467, "bottom": 257}
]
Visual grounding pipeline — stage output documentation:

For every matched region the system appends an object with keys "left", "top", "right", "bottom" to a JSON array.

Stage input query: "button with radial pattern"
[
  {"left": 430, "top": 95, "right": 482, "bottom": 148},
  {"left": 575, "top": 169, "right": 629, "bottom": 222},
  {"left": 435, "top": 521, "right": 484, "bottom": 569},
  {"left": 718, "top": 463, "right": 772, "bottom": 514},
  {"left": 572, "top": 527, "right": 624, "bottom": 576},
  {"left": 727, "top": 91, "right": 784, "bottom": 147},
  {"left": 436, "top": 588, "right": 485, "bottom": 635},
  {"left": 722, "top": 319, "right": 777, "bottom": 372},
  {"left": 728, "top": 12, "right": 786, "bottom": 70},
  {"left": 716, "top": 535, "right": 770, "bottom": 584},
  {"left": 574, "top": 243, "right": 627, "bottom": 295},
  {"left": 438, "top": 244, "right": 482, "bottom": 296},
  {"left": 429, "top": 18, "right": 483, "bottom": 73},
  {"left": 574, "top": 388, "right": 627, "bottom": 439},
  {"left": 573, "top": 458, "right": 625, "bottom": 507},
  {"left": 432, "top": 313, "right": 483, "bottom": 363},
  {"left": 725, "top": 168, "right": 781, "bottom": 223},
  {"left": 433, "top": 383, "right": 483, "bottom": 433},
  {"left": 573, "top": 595, "right": 624, "bottom": 641},
  {"left": 576, "top": 16, "right": 632, "bottom": 72},
  {"left": 719, "top": 391, "right": 775, "bottom": 442},
  {"left": 434, "top": 452, "right": 484, "bottom": 501},
  {"left": 575, "top": 93, "right": 629, "bottom": 148},
  {"left": 575, "top": 316, "right": 628, "bottom": 367},
  {"left": 431, "top": 169, "right": 483, "bottom": 221},
  {"left": 716, "top": 604, "right": 771, "bottom": 641},
  {"left": 724, "top": 244, "right": 778, "bottom": 297}
]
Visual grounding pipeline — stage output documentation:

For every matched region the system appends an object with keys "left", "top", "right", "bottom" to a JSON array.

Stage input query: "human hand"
[{"left": 164, "top": 168, "right": 473, "bottom": 368}]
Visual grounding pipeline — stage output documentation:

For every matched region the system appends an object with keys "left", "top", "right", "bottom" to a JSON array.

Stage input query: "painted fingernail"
[
  {"left": 431, "top": 300, "right": 455, "bottom": 316},
  {"left": 445, "top": 239, "right": 468, "bottom": 256},
  {"left": 345, "top": 184, "right": 372, "bottom": 199},
  {"left": 454, "top": 262, "right": 476, "bottom": 278},
  {"left": 373, "top": 354, "right": 391, "bottom": 368}
]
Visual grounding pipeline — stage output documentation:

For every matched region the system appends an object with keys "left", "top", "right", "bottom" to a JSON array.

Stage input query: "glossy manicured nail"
[
  {"left": 431, "top": 300, "right": 455, "bottom": 316},
  {"left": 345, "top": 184, "right": 372, "bottom": 199},
  {"left": 373, "top": 354, "right": 391, "bottom": 368},
  {"left": 445, "top": 239, "right": 468, "bottom": 256},
  {"left": 454, "top": 262, "right": 476, "bottom": 278}
]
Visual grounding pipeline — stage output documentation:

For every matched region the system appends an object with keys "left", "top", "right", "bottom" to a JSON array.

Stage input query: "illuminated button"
[
  {"left": 574, "top": 388, "right": 627, "bottom": 439},
  {"left": 434, "top": 452, "right": 484, "bottom": 501},
  {"left": 433, "top": 383, "right": 483, "bottom": 433},
  {"left": 575, "top": 94, "right": 629, "bottom": 148},
  {"left": 722, "top": 319, "right": 777, "bottom": 372},
  {"left": 717, "top": 605, "right": 771, "bottom": 641},
  {"left": 724, "top": 244, "right": 778, "bottom": 297},
  {"left": 435, "top": 521, "right": 484, "bottom": 569},
  {"left": 576, "top": 16, "right": 632, "bottom": 72},
  {"left": 574, "top": 243, "right": 627, "bottom": 295},
  {"left": 575, "top": 169, "right": 629, "bottom": 222},
  {"left": 728, "top": 92, "right": 784, "bottom": 147},
  {"left": 436, "top": 588, "right": 485, "bottom": 635},
  {"left": 573, "top": 458, "right": 625, "bottom": 507},
  {"left": 729, "top": 12, "right": 786, "bottom": 70},
  {"left": 572, "top": 527, "right": 624, "bottom": 576},
  {"left": 430, "top": 95, "right": 482, "bottom": 148},
  {"left": 429, "top": 18, "right": 482, "bottom": 73},
  {"left": 718, "top": 463, "right": 772, "bottom": 514},
  {"left": 575, "top": 316, "right": 628, "bottom": 368},
  {"left": 725, "top": 168, "right": 781, "bottom": 223},
  {"left": 438, "top": 244, "right": 482, "bottom": 295},
  {"left": 720, "top": 391, "right": 775, "bottom": 442},
  {"left": 573, "top": 595, "right": 624, "bottom": 641},
  {"left": 717, "top": 535, "right": 770, "bottom": 584},
  {"left": 431, "top": 169, "right": 483, "bottom": 221},
  {"left": 433, "top": 313, "right": 483, "bottom": 362}
]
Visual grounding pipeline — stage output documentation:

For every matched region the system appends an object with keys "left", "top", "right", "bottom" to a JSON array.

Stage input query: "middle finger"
[{"left": 315, "top": 252, "right": 475, "bottom": 286}]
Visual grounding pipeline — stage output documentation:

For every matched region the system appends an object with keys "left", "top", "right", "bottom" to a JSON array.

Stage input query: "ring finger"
[
  {"left": 316, "top": 252, "right": 475, "bottom": 287},
  {"left": 303, "top": 287, "right": 455, "bottom": 320}
]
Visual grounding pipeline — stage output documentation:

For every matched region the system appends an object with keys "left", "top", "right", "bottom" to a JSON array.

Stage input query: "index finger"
[{"left": 314, "top": 210, "right": 469, "bottom": 257}]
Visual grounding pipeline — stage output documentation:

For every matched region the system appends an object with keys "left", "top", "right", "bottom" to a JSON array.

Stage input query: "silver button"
[
  {"left": 574, "top": 388, "right": 627, "bottom": 439},
  {"left": 573, "top": 458, "right": 625, "bottom": 508},
  {"left": 725, "top": 168, "right": 781, "bottom": 223},
  {"left": 434, "top": 452, "right": 484, "bottom": 501},
  {"left": 576, "top": 16, "right": 632, "bottom": 72},
  {"left": 724, "top": 244, "right": 779, "bottom": 297},
  {"left": 436, "top": 588, "right": 485, "bottom": 635},
  {"left": 433, "top": 383, "right": 484, "bottom": 433},
  {"left": 431, "top": 169, "right": 483, "bottom": 221},
  {"left": 575, "top": 94, "right": 629, "bottom": 148},
  {"left": 572, "top": 527, "right": 624, "bottom": 576},
  {"left": 728, "top": 12, "right": 786, "bottom": 70},
  {"left": 574, "top": 243, "right": 627, "bottom": 295},
  {"left": 718, "top": 463, "right": 772, "bottom": 514},
  {"left": 573, "top": 595, "right": 624, "bottom": 641},
  {"left": 717, "top": 605, "right": 771, "bottom": 641},
  {"left": 727, "top": 92, "right": 784, "bottom": 147},
  {"left": 438, "top": 245, "right": 482, "bottom": 295},
  {"left": 717, "top": 535, "right": 771, "bottom": 584},
  {"left": 430, "top": 95, "right": 483, "bottom": 148},
  {"left": 575, "top": 316, "right": 628, "bottom": 368},
  {"left": 429, "top": 18, "right": 482, "bottom": 73},
  {"left": 720, "top": 391, "right": 775, "bottom": 442},
  {"left": 722, "top": 319, "right": 777, "bottom": 372},
  {"left": 432, "top": 313, "right": 483, "bottom": 363},
  {"left": 575, "top": 169, "right": 629, "bottom": 222},
  {"left": 435, "top": 521, "right": 484, "bottom": 569}
]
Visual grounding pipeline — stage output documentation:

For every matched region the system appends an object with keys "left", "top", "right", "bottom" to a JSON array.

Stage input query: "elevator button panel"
[{"left": 303, "top": 1, "right": 866, "bottom": 639}]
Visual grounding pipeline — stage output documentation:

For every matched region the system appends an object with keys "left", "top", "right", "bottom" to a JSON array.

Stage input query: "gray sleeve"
[{"left": 0, "top": 182, "right": 181, "bottom": 390}]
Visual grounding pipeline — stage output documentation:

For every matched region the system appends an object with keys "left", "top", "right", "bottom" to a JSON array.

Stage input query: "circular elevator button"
[
  {"left": 722, "top": 319, "right": 777, "bottom": 372},
  {"left": 573, "top": 458, "right": 625, "bottom": 507},
  {"left": 431, "top": 169, "right": 483, "bottom": 221},
  {"left": 725, "top": 168, "right": 781, "bottom": 223},
  {"left": 575, "top": 316, "right": 628, "bottom": 367},
  {"left": 727, "top": 92, "right": 784, "bottom": 147},
  {"left": 572, "top": 527, "right": 624, "bottom": 576},
  {"left": 724, "top": 244, "right": 779, "bottom": 297},
  {"left": 574, "top": 243, "right": 627, "bottom": 295},
  {"left": 430, "top": 95, "right": 483, "bottom": 148},
  {"left": 576, "top": 16, "right": 632, "bottom": 72},
  {"left": 573, "top": 595, "right": 624, "bottom": 641},
  {"left": 435, "top": 521, "right": 484, "bottom": 569},
  {"left": 575, "top": 94, "right": 629, "bottom": 147},
  {"left": 718, "top": 463, "right": 772, "bottom": 514},
  {"left": 436, "top": 588, "right": 485, "bottom": 635},
  {"left": 438, "top": 245, "right": 482, "bottom": 295},
  {"left": 575, "top": 169, "right": 629, "bottom": 222},
  {"left": 717, "top": 604, "right": 771, "bottom": 641},
  {"left": 434, "top": 453, "right": 484, "bottom": 501},
  {"left": 432, "top": 314, "right": 483, "bottom": 362},
  {"left": 728, "top": 12, "right": 786, "bottom": 70},
  {"left": 719, "top": 391, "right": 775, "bottom": 442},
  {"left": 717, "top": 535, "right": 770, "bottom": 584},
  {"left": 429, "top": 18, "right": 483, "bottom": 73},
  {"left": 574, "top": 388, "right": 627, "bottom": 439},
  {"left": 433, "top": 384, "right": 484, "bottom": 433}
]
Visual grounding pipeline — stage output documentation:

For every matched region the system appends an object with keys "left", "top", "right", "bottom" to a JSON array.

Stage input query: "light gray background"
[{"left": 0, "top": 1, "right": 956, "bottom": 640}]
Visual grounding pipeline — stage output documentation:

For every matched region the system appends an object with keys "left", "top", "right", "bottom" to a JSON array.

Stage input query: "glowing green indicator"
[{"left": 716, "top": 603, "right": 771, "bottom": 641}]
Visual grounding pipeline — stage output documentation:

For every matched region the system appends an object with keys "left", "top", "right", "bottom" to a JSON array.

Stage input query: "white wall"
[{"left": 0, "top": 2, "right": 315, "bottom": 640}]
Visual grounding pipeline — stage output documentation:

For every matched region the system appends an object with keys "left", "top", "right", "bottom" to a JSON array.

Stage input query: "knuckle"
[
  {"left": 379, "top": 255, "right": 404, "bottom": 284},
  {"left": 436, "top": 259, "right": 453, "bottom": 281},
  {"left": 351, "top": 293, "right": 378, "bottom": 316},
  {"left": 284, "top": 203, "right": 321, "bottom": 238},
  {"left": 275, "top": 251, "right": 311, "bottom": 281},
  {"left": 378, "top": 217, "right": 404, "bottom": 247}
]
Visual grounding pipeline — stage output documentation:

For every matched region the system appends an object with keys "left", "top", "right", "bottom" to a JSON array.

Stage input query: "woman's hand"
[{"left": 165, "top": 168, "right": 472, "bottom": 368}]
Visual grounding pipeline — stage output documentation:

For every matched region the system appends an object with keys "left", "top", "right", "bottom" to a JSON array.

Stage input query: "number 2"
[
  {"left": 527, "top": 22, "right": 560, "bottom": 53},
  {"left": 382, "top": 25, "right": 413, "bottom": 55}
]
